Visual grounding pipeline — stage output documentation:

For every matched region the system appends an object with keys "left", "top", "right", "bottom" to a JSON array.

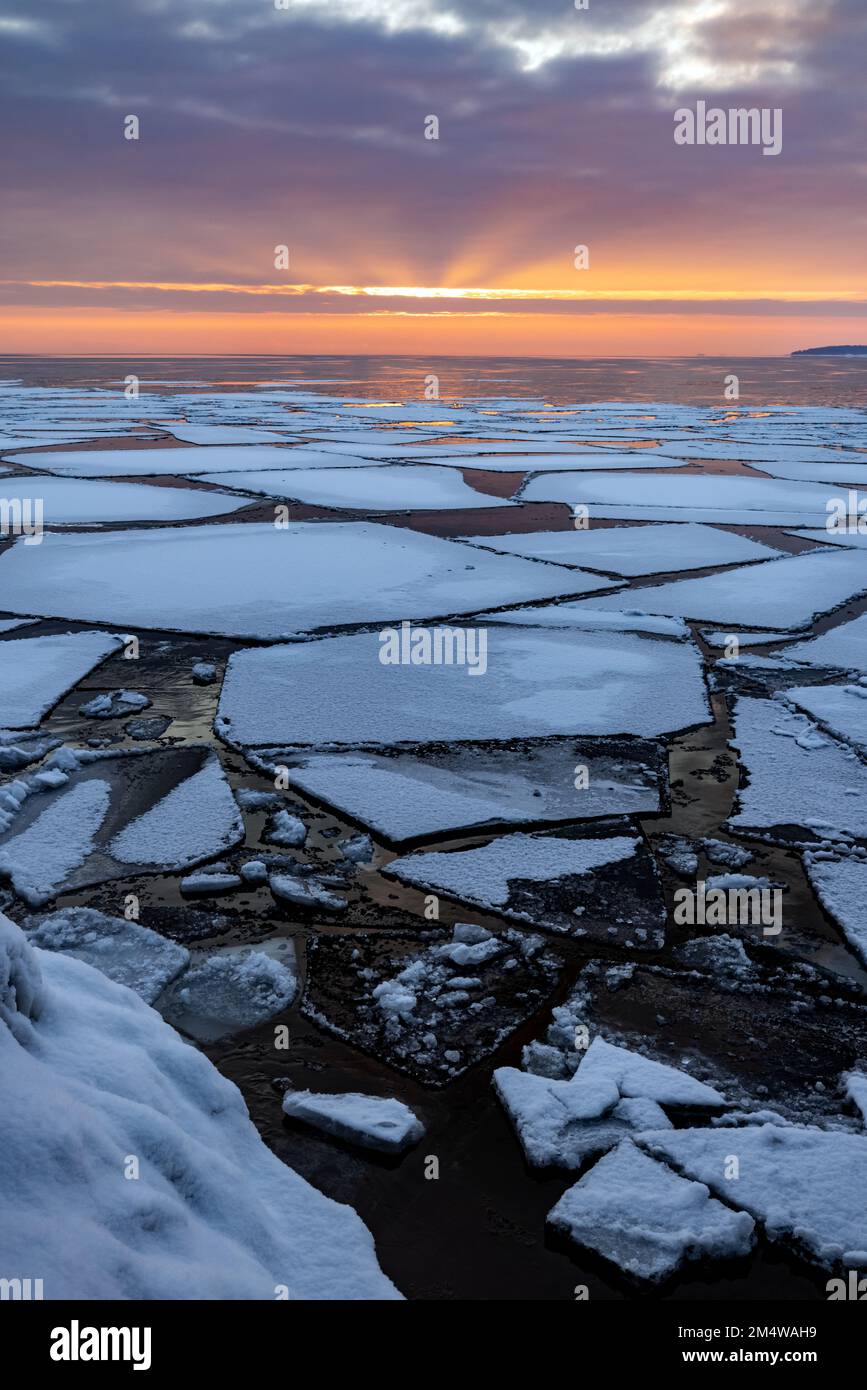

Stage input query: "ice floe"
[
  {"left": 0, "top": 522, "right": 593, "bottom": 638},
  {"left": 0, "top": 474, "right": 250, "bottom": 523},
  {"left": 803, "top": 852, "right": 867, "bottom": 966},
  {"left": 385, "top": 829, "right": 666, "bottom": 945},
  {"left": 0, "top": 632, "right": 122, "bottom": 729},
  {"left": 460, "top": 523, "right": 782, "bottom": 576},
  {"left": 26, "top": 906, "right": 189, "bottom": 1004},
  {"left": 643, "top": 1123, "right": 867, "bottom": 1269},
  {"left": 217, "top": 625, "right": 709, "bottom": 746},
  {"left": 198, "top": 464, "right": 517, "bottom": 511},
  {"left": 161, "top": 944, "right": 297, "bottom": 1040},
  {"left": 281, "top": 1089, "right": 424, "bottom": 1154},
  {"left": 785, "top": 613, "right": 867, "bottom": 673},
  {"left": 786, "top": 682, "right": 867, "bottom": 755},
  {"left": 548, "top": 1140, "right": 755, "bottom": 1282},
  {"left": 520, "top": 471, "right": 845, "bottom": 525}
]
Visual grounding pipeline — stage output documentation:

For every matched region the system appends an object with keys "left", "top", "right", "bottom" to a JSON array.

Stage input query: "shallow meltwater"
[{"left": 3, "top": 360, "right": 867, "bottom": 1302}]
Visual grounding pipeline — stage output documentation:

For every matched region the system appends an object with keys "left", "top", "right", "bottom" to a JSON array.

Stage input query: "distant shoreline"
[{"left": 792, "top": 345, "right": 867, "bottom": 356}]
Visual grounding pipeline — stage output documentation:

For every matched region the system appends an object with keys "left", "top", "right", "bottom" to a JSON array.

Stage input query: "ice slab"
[
  {"left": 727, "top": 697, "right": 867, "bottom": 844},
  {"left": 474, "top": 605, "right": 690, "bottom": 637},
  {"left": 0, "top": 523, "right": 593, "bottom": 639},
  {"left": 0, "top": 475, "right": 250, "bottom": 523},
  {"left": 0, "top": 912, "right": 398, "bottom": 1299},
  {"left": 785, "top": 613, "right": 867, "bottom": 672},
  {"left": 576, "top": 549, "right": 867, "bottom": 630},
  {"left": 162, "top": 944, "right": 297, "bottom": 1040},
  {"left": 786, "top": 682, "right": 867, "bottom": 755},
  {"left": 27, "top": 906, "right": 189, "bottom": 1004},
  {"left": 701, "top": 629, "right": 794, "bottom": 647},
  {"left": 218, "top": 625, "right": 710, "bottom": 746},
  {"left": 643, "top": 1124, "right": 867, "bottom": 1270},
  {"left": 520, "top": 472, "right": 844, "bottom": 525},
  {"left": 197, "top": 464, "right": 517, "bottom": 512},
  {"left": 548, "top": 1140, "right": 755, "bottom": 1283},
  {"left": 0, "top": 632, "right": 122, "bottom": 729},
  {"left": 385, "top": 828, "right": 666, "bottom": 946},
  {"left": 0, "top": 618, "right": 37, "bottom": 634},
  {"left": 281, "top": 1089, "right": 424, "bottom": 1154},
  {"left": 803, "top": 852, "right": 867, "bottom": 966},
  {"left": 303, "top": 924, "right": 562, "bottom": 1086},
  {"left": 0, "top": 746, "right": 244, "bottom": 905},
  {"left": 2, "top": 444, "right": 363, "bottom": 477},
  {"left": 460, "top": 523, "right": 782, "bottom": 576},
  {"left": 261, "top": 738, "right": 666, "bottom": 844},
  {"left": 159, "top": 424, "right": 291, "bottom": 444}
]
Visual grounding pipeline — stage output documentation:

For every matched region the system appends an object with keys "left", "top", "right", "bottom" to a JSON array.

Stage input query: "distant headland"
[{"left": 792, "top": 345, "right": 867, "bottom": 356}]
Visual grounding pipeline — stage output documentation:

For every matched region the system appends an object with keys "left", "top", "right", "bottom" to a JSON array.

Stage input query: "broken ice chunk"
[
  {"left": 162, "top": 945, "right": 297, "bottom": 1040},
  {"left": 27, "top": 906, "right": 189, "bottom": 1004},
  {"left": 547, "top": 1139, "right": 755, "bottom": 1283},
  {"left": 0, "top": 632, "right": 123, "bottom": 730},
  {"left": 263, "top": 810, "right": 307, "bottom": 848},
  {"left": 281, "top": 1089, "right": 424, "bottom": 1154},
  {"left": 79, "top": 690, "right": 151, "bottom": 719}
]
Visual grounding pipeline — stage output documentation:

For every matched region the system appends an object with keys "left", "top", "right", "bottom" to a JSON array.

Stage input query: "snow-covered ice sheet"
[
  {"left": 548, "top": 1140, "right": 754, "bottom": 1282},
  {"left": 786, "top": 682, "right": 867, "bottom": 755},
  {"left": 0, "top": 475, "right": 250, "bottom": 523},
  {"left": 0, "top": 631, "right": 122, "bottom": 729},
  {"left": 265, "top": 739, "right": 666, "bottom": 843},
  {"left": 576, "top": 548, "right": 867, "bottom": 630},
  {"left": 158, "top": 423, "right": 291, "bottom": 444},
  {"left": 27, "top": 906, "right": 189, "bottom": 1004},
  {"left": 0, "top": 746, "right": 244, "bottom": 905},
  {"left": 701, "top": 629, "right": 794, "bottom": 647},
  {"left": 281, "top": 1089, "right": 424, "bottom": 1153},
  {"left": 519, "top": 471, "right": 845, "bottom": 525},
  {"left": 0, "top": 912, "right": 399, "bottom": 1299},
  {"left": 3, "top": 444, "right": 364, "bottom": 477},
  {"left": 474, "top": 604, "right": 689, "bottom": 637},
  {"left": 197, "top": 464, "right": 518, "bottom": 511},
  {"left": 460, "top": 523, "right": 782, "bottom": 576},
  {"left": 803, "top": 853, "right": 867, "bottom": 966},
  {"left": 0, "top": 618, "right": 37, "bottom": 634},
  {"left": 386, "top": 829, "right": 666, "bottom": 945},
  {"left": 643, "top": 1124, "right": 867, "bottom": 1269},
  {"left": 218, "top": 625, "right": 710, "bottom": 746},
  {"left": 785, "top": 613, "right": 867, "bottom": 672},
  {"left": 0, "top": 522, "right": 593, "bottom": 639},
  {"left": 727, "top": 697, "right": 867, "bottom": 844}
]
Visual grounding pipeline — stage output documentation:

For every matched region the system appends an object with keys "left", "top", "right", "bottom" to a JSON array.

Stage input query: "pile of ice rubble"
[
  {"left": 0, "top": 910, "right": 399, "bottom": 1299},
  {"left": 495, "top": 1037, "right": 867, "bottom": 1286}
]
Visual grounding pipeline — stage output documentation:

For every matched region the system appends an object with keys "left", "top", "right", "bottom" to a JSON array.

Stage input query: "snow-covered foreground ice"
[
  {"left": 218, "top": 625, "right": 709, "bottom": 746},
  {"left": 460, "top": 523, "right": 782, "bottom": 576},
  {"left": 0, "top": 631, "right": 122, "bottom": 729},
  {"left": 0, "top": 522, "right": 596, "bottom": 638},
  {"left": 0, "top": 746, "right": 244, "bottom": 905},
  {"left": 0, "top": 475, "right": 250, "bottom": 523},
  {"left": 0, "top": 912, "right": 399, "bottom": 1298},
  {"left": 548, "top": 1140, "right": 755, "bottom": 1283},
  {"left": 726, "top": 697, "right": 867, "bottom": 844},
  {"left": 266, "top": 739, "right": 665, "bottom": 843},
  {"left": 282, "top": 1089, "right": 424, "bottom": 1154},
  {"left": 386, "top": 829, "right": 666, "bottom": 945},
  {"left": 520, "top": 471, "right": 844, "bottom": 525},
  {"left": 643, "top": 1124, "right": 867, "bottom": 1270},
  {"left": 198, "top": 464, "right": 517, "bottom": 511},
  {"left": 578, "top": 548, "right": 867, "bottom": 630}
]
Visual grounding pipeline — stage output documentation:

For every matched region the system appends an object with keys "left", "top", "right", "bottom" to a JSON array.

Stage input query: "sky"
[{"left": 0, "top": 0, "right": 864, "bottom": 356}]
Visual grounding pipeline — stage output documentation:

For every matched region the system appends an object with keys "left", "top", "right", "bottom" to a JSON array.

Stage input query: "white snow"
[
  {"left": 844, "top": 1073, "right": 867, "bottom": 1126},
  {"left": 547, "top": 1139, "right": 754, "bottom": 1282},
  {"left": 198, "top": 464, "right": 518, "bottom": 511},
  {"left": 0, "top": 632, "right": 122, "bottom": 729},
  {"left": 269, "top": 745, "right": 662, "bottom": 843},
  {"left": 786, "top": 682, "right": 867, "bottom": 755},
  {"left": 26, "top": 906, "right": 189, "bottom": 1004},
  {"left": 0, "top": 779, "right": 112, "bottom": 906},
  {"left": 785, "top": 613, "right": 867, "bottom": 672},
  {"left": 0, "top": 911, "right": 398, "bottom": 1298},
  {"left": 217, "top": 626, "right": 710, "bottom": 745},
  {"left": 803, "top": 852, "right": 867, "bottom": 965},
  {"left": 474, "top": 604, "right": 689, "bottom": 637},
  {"left": 281, "top": 1089, "right": 424, "bottom": 1153},
  {"left": 727, "top": 697, "right": 867, "bottom": 842},
  {"left": 643, "top": 1123, "right": 867, "bottom": 1270},
  {"left": 460, "top": 523, "right": 782, "bottom": 576},
  {"left": 0, "top": 522, "right": 592, "bottom": 638},
  {"left": 519, "top": 471, "right": 845, "bottom": 525},
  {"left": 109, "top": 756, "right": 245, "bottom": 867},
  {"left": 702, "top": 629, "right": 794, "bottom": 647},
  {"left": 0, "top": 475, "right": 250, "bottom": 523},
  {"left": 576, "top": 548, "right": 867, "bottom": 630},
  {"left": 162, "top": 946, "right": 297, "bottom": 1038}
]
